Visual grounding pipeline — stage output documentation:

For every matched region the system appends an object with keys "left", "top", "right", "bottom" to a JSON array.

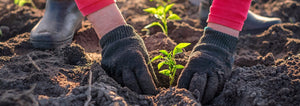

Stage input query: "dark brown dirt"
[
  {"left": 0, "top": 2, "right": 43, "bottom": 41},
  {"left": 235, "top": 22, "right": 300, "bottom": 68},
  {"left": 74, "top": 20, "right": 101, "bottom": 54},
  {"left": 154, "top": 87, "right": 201, "bottom": 105},
  {"left": 211, "top": 54, "right": 300, "bottom": 106},
  {"left": 143, "top": 32, "right": 177, "bottom": 52},
  {"left": 0, "top": 0, "right": 299, "bottom": 105}
]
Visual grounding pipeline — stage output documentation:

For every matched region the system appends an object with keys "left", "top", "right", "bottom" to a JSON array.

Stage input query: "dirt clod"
[
  {"left": 60, "top": 43, "right": 89, "bottom": 65},
  {"left": 154, "top": 87, "right": 201, "bottom": 106}
]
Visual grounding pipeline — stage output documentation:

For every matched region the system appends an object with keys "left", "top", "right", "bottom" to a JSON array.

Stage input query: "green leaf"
[
  {"left": 144, "top": 22, "right": 161, "bottom": 29},
  {"left": 173, "top": 48, "right": 183, "bottom": 55},
  {"left": 168, "top": 14, "right": 181, "bottom": 20},
  {"left": 163, "top": 57, "right": 170, "bottom": 62},
  {"left": 169, "top": 11, "right": 173, "bottom": 15},
  {"left": 150, "top": 55, "right": 163, "bottom": 63},
  {"left": 14, "top": 0, "right": 20, "bottom": 4},
  {"left": 175, "top": 43, "right": 191, "bottom": 49},
  {"left": 157, "top": 6, "right": 164, "bottom": 16},
  {"left": 173, "top": 43, "right": 191, "bottom": 55},
  {"left": 165, "top": 3, "right": 174, "bottom": 13},
  {"left": 143, "top": 7, "right": 157, "bottom": 14},
  {"left": 157, "top": 61, "right": 166, "bottom": 70},
  {"left": 167, "top": 51, "right": 172, "bottom": 59},
  {"left": 18, "top": 0, "right": 30, "bottom": 6},
  {"left": 141, "top": 28, "right": 150, "bottom": 35},
  {"left": 176, "top": 65, "right": 184, "bottom": 69},
  {"left": 159, "top": 50, "right": 169, "bottom": 56},
  {"left": 159, "top": 69, "right": 171, "bottom": 76}
]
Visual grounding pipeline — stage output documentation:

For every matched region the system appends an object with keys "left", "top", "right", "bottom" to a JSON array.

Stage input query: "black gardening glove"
[
  {"left": 100, "top": 25, "right": 157, "bottom": 95},
  {"left": 177, "top": 27, "right": 238, "bottom": 104}
]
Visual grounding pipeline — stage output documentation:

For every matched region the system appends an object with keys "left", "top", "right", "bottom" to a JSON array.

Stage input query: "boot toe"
[
  {"left": 189, "top": 0, "right": 201, "bottom": 6},
  {"left": 265, "top": 17, "right": 282, "bottom": 26},
  {"left": 242, "top": 11, "right": 282, "bottom": 33},
  {"left": 242, "top": 17, "right": 282, "bottom": 33}
]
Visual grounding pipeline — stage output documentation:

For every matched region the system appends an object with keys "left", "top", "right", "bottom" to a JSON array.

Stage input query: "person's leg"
[
  {"left": 30, "top": 0, "right": 83, "bottom": 49},
  {"left": 178, "top": 0, "right": 251, "bottom": 104},
  {"left": 74, "top": 0, "right": 121, "bottom": 38},
  {"left": 86, "top": 4, "right": 126, "bottom": 38},
  {"left": 207, "top": 23, "right": 239, "bottom": 38},
  {"left": 190, "top": 0, "right": 281, "bottom": 34},
  {"left": 206, "top": 0, "right": 251, "bottom": 37},
  {"left": 75, "top": 0, "right": 157, "bottom": 95}
]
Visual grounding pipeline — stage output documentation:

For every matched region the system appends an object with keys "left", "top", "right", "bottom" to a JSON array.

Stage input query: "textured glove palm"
[
  {"left": 100, "top": 25, "right": 157, "bottom": 95},
  {"left": 177, "top": 27, "right": 238, "bottom": 104}
]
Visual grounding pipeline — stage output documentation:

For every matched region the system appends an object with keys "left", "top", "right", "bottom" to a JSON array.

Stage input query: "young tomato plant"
[
  {"left": 14, "top": 0, "right": 36, "bottom": 8},
  {"left": 150, "top": 43, "right": 190, "bottom": 87},
  {"left": 143, "top": 0, "right": 181, "bottom": 36},
  {"left": 0, "top": 29, "right": 2, "bottom": 38}
]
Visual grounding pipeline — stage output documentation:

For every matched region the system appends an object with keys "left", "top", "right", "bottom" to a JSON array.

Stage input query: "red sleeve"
[
  {"left": 207, "top": 0, "right": 251, "bottom": 31},
  {"left": 75, "top": 0, "right": 115, "bottom": 16}
]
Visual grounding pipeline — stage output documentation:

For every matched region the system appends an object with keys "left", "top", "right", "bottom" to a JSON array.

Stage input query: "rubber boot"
[
  {"left": 30, "top": 0, "right": 84, "bottom": 49},
  {"left": 190, "top": 0, "right": 282, "bottom": 34}
]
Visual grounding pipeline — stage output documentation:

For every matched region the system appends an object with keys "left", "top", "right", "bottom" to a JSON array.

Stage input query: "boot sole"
[
  {"left": 240, "top": 28, "right": 268, "bottom": 35},
  {"left": 30, "top": 36, "right": 73, "bottom": 49},
  {"left": 30, "top": 23, "right": 82, "bottom": 49}
]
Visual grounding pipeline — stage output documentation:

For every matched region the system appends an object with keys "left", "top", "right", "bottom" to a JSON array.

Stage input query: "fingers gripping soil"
[
  {"left": 189, "top": 73, "right": 207, "bottom": 102},
  {"left": 201, "top": 72, "right": 219, "bottom": 104},
  {"left": 122, "top": 68, "right": 142, "bottom": 94},
  {"left": 134, "top": 62, "right": 157, "bottom": 95}
]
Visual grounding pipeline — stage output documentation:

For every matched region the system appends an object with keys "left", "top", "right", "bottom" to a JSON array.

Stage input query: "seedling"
[
  {"left": 143, "top": 0, "right": 181, "bottom": 36},
  {"left": 0, "top": 29, "right": 2, "bottom": 38},
  {"left": 14, "top": 0, "right": 36, "bottom": 8},
  {"left": 150, "top": 43, "right": 190, "bottom": 87}
]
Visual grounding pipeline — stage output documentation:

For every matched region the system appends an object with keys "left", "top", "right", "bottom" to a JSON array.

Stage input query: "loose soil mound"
[{"left": 0, "top": 0, "right": 299, "bottom": 105}]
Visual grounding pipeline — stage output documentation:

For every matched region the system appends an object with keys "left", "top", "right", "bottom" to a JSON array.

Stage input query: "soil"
[{"left": 0, "top": 0, "right": 299, "bottom": 105}]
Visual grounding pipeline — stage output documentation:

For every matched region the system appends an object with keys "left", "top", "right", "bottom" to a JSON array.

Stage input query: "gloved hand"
[
  {"left": 100, "top": 25, "right": 157, "bottom": 95},
  {"left": 177, "top": 27, "right": 238, "bottom": 104}
]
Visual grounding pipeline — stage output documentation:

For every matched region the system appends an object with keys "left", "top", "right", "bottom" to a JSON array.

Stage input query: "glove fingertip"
[
  {"left": 202, "top": 72, "right": 219, "bottom": 104},
  {"left": 189, "top": 73, "right": 207, "bottom": 102},
  {"left": 122, "top": 69, "right": 142, "bottom": 94},
  {"left": 134, "top": 64, "right": 158, "bottom": 95},
  {"left": 177, "top": 70, "right": 193, "bottom": 89}
]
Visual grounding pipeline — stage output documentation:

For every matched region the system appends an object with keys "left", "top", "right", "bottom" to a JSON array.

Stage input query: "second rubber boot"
[
  {"left": 30, "top": 0, "right": 84, "bottom": 49},
  {"left": 190, "top": 0, "right": 282, "bottom": 34}
]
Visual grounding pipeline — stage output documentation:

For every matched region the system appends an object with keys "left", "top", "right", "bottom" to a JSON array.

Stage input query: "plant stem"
[
  {"left": 163, "top": 20, "right": 168, "bottom": 35},
  {"left": 0, "top": 29, "right": 2, "bottom": 37},
  {"left": 168, "top": 65, "right": 172, "bottom": 87},
  {"left": 157, "top": 23, "right": 166, "bottom": 35},
  {"left": 169, "top": 66, "right": 176, "bottom": 87},
  {"left": 29, "top": 0, "right": 37, "bottom": 8},
  {"left": 161, "top": 5, "right": 168, "bottom": 36}
]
